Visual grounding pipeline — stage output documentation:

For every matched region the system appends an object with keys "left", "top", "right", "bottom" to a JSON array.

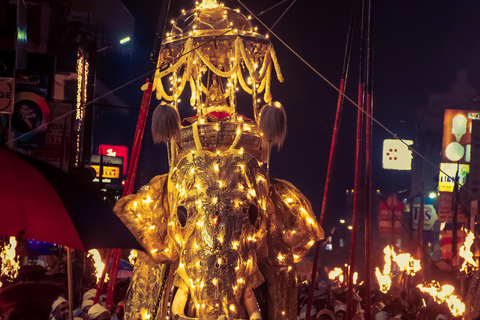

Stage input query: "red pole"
[
  {"left": 364, "top": 0, "right": 373, "bottom": 319},
  {"left": 305, "top": 1, "right": 357, "bottom": 318},
  {"left": 346, "top": 0, "right": 366, "bottom": 317},
  {"left": 346, "top": 83, "right": 364, "bottom": 320},
  {"left": 105, "top": 249, "right": 122, "bottom": 310},
  {"left": 104, "top": 0, "right": 171, "bottom": 308},
  {"left": 364, "top": 91, "right": 372, "bottom": 320},
  {"left": 123, "top": 80, "right": 153, "bottom": 197},
  {"left": 93, "top": 249, "right": 112, "bottom": 304},
  {"left": 305, "top": 80, "right": 346, "bottom": 320},
  {"left": 105, "top": 79, "right": 153, "bottom": 306}
]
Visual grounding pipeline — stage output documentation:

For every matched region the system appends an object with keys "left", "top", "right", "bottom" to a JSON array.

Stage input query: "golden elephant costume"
[{"left": 114, "top": 1, "right": 323, "bottom": 319}]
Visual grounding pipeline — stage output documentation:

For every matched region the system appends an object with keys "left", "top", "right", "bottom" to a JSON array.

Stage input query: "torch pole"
[
  {"left": 347, "top": 0, "right": 366, "bottom": 319},
  {"left": 67, "top": 247, "right": 74, "bottom": 320},
  {"left": 305, "top": 1, "right": 357, "bottom": 319},
  {"left": 364, "top": 0, "right": 373, "bottom": 319},
  {"left": 104, "top": 0, "right": 172, "bottom": 308},
  {"left": 105, "top": 249, "right": 121, "bottom": 310},
  {"left": 93, "top": 249, "right": 113, "bottom": 304}
]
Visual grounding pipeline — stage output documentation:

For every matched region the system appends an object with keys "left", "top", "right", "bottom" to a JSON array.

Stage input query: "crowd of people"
[
  {"left": 50, "top": 292, "right": 112, "bottom": 320},
  {"left": 296, "top": 280, "right": 466, "bottom": 320},
  {"left": 0, "top": 282, "right": 125, "bottom": 320}
]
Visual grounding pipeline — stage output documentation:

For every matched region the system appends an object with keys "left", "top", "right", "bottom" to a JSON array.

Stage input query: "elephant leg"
[
  {"left": 172, "top": 287, "right": 189, "bottom": 317},
  {"left": 243, "top": 286, "right": 263, "bottom": 320},
  {"left": 260, "top": 261, "right": 297, "bottom": 320}
]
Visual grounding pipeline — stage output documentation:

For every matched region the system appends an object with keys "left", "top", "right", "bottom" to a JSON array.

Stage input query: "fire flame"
[
  {"left": 417, "top": 281, "right": 465, "bottom": 317},
  {"left": 328, "top": 267, "right": 343, "bottom": 281},
  {"left": 329, "top": 267, "right": 345, "bottom": 284},
  {"left": 1, "top": 237, "right": 20, "bottom": 280},
  {"left": 375, "top": 245, "right": 422, "bottom": 293},
  {"left": 375, "top": 246, "right": 393, "bottom": 293},
  {"left": 392, "top": 251, "right": 422, "bottom": 276},
  {"left": 459, "top": 228, "right": 477, "bottom": 273},
  {"left": 88, "top": 249, "right": 106, "bottom": 284},
  {"left": 129, "top": 250, "right": 138, "bottom": 265},
  {"left": 375, "top": 267, "right": 392, "bottom": 293}
]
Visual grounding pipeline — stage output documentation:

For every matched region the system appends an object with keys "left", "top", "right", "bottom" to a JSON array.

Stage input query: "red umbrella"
[{"left": 0, "top": 148, "right": 142, "bottom": 251}]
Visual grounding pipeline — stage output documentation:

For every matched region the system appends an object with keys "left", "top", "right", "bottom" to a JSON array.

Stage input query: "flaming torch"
[
  {"left": 0, "top": 236, "right": 20, "bottom": 281},
  {"left": 375, "top": 245, "right": 422, "bottom": 293},
  {"left": 417, "top": 281, "right": 465, "bottom": 317},
  {"left": 375, "top": 246, "right": 393, "bottom": 293},
  {"left": 459, "top": 228, "right": 477, "bottom": 273},
  {"left": 128, "top": 250, "right": 138, "bottom": 266},
  {"left": 88, "top": 249, "right": 107, "bottom": 284}
]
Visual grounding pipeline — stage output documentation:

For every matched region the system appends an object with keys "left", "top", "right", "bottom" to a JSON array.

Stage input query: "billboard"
[
  {"left": 98, "top": 145, "right": 128, "bottom": 175},
  {"left": 379, "top": 195, "right": 404, "bottom": 234},
  {"left": 442, "top": 109, "right": 480, "bottom": 164},
  {"left": 0, "top": 77, "right": 14, "bottom": 114},
  {"left": 438, "top": 163, "right": 469, "bottom": 192},
  {"left": 382, "top": 139, "right": 413, "bottom": 170},
  {"left": 412, "top": 197, "right": 437, "bottom": 231}
]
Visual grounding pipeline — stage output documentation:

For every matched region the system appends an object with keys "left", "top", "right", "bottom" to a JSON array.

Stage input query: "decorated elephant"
[
  {"left": 115, "top": 149, "right": 322, "bottom": 320},
  {"left": 114, "top": 1, "right": 323, "bottom": 319}
]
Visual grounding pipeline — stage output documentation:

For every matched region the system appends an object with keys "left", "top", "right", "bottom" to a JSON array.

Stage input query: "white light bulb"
[{"left": 452, "top": 114, "right": 467, "bottom": 142}]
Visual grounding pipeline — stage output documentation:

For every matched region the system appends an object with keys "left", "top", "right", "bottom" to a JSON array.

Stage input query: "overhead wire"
[
  {"left": 233, "top": 0, "right": 479, "bottom": 201},
  {"left": 270, "top": 0, "right": 297, "bottom": 30}
]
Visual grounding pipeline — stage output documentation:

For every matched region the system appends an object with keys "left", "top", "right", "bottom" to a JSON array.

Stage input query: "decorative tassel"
[
  {"left": 151, "top": 102, "right": 181, "bottom": 144},
  {"left": 258, "top": 101, "right": 287, "bottom": 148}
]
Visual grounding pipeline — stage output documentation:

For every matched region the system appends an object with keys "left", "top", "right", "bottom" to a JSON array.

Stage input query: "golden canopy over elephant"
[{"left": 114, "top": 1, "right": 323, "bottom": 319}]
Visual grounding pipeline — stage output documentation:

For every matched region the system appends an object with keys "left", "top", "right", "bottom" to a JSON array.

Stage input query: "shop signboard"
[
  {"left": 98, "top": 144, "right": 128, "bottom": 175},
  {"left": 87, "top": 155, "right": 123, "bottom": 187},
  {"left": 437, "top": 192, "right": 468, "bottom": 223},
  {"left": 382, "top": 139, "right": 413, "bottom": 170},
  {"left": 379, "top": 195, "right": 403, "bottom": 234},
  {"left": 412, "top": 197, "right": 437, "bottom": 231},
  {"left": 442, "top": 109, "right": 480, "bottom": 164},
  {"left": 438, "top": 163, "right": 469, "bottom": 192},
  {"left": 0, "top": 77, "right": 14, "bottom": 114}
]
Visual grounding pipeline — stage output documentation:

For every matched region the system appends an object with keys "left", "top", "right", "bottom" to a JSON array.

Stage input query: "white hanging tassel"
[
  {"left": 259, "top": 101, "right": 287, "bottom": 148},
  {"left": 151, "top": 102, "right": 181, "bottom": 144}
]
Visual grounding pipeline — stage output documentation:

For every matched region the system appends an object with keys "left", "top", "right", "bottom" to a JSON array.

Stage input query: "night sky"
[{"left": 99, "top": 0, "right": 480, "bottom": 236}]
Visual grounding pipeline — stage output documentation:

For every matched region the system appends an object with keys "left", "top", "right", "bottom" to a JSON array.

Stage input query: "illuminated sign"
[
  {"left": 98, "top": 145, "right": 128, "bottom": 174},
  {"left": 438, "top": 163, "right": 469, "bottom": 192},
  {"left": 0, "top": 78, "right": 14, "bottom": 114},
  {"left": 442, "top": 109, "right": 480, "bottom": 164},
  {"left": 89, "top": 165, "right": 120, "bottom": 179},
  {"left": 412, "top": 197, "right": 437, "bottom": 231},
  {"left": 382, "top": 139, "right": 413, "bottom": 170}
]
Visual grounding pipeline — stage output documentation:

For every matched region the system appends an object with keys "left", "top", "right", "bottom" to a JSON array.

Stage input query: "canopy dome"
[{"left": 164, "top": 1, "right": 266, "bottom": 44}]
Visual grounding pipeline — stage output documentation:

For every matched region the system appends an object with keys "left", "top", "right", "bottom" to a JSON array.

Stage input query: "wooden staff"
[
  {"left": 305, "top": 1, "right": 357, "bottom": 319},
  {"left": 347, "top": 0, "right": 366, "bottom": 319}
]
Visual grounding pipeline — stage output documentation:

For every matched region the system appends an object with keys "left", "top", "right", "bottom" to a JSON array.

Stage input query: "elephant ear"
[
  {"left": 269, "top": 178, "right": 324, "bottom": 264},
  {"left": 114, "top": 174, "right": 179, "bottom": 263}
]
